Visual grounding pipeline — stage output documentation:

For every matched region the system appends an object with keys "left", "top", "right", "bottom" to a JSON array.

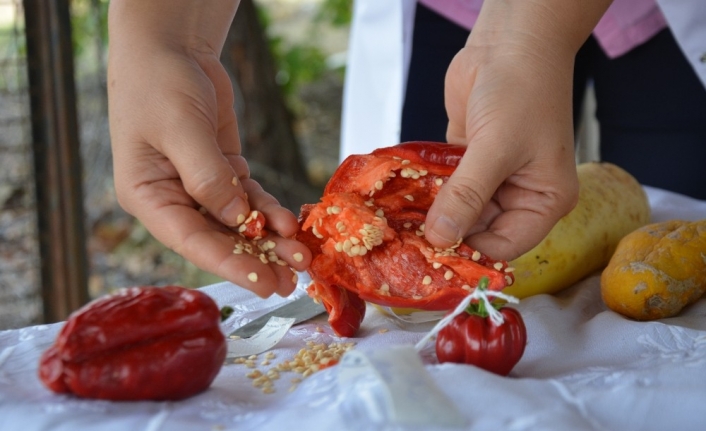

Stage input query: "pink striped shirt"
[{"left": 418, "top": 0, "right": 668, "bottom": 58}]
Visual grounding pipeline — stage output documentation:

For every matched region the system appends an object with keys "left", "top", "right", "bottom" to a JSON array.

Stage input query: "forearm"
[
  {"left": 470, "top": 0, "right": 613, "bottom": 61},
  {"left": 108, "top": 0, "right": 240, "bottom": 56}
]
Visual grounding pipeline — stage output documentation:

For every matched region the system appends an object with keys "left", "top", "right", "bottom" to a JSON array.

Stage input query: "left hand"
[
  {"left": 423, "top": 0, "right": 613, "bottom": 261},
  {"left": 425, "top": 40, "right": 580, "bottom": 261}
]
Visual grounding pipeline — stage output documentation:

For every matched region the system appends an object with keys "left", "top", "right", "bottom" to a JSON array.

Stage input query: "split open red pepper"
[
  {"left": 38, "top": 285, "right": 226, "bottom": 401},
  {"left": 296, "top": 142, "right": 516, "bottom": 337}
]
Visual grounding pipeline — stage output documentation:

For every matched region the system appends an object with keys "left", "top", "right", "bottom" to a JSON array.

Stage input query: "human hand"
[
  {"left": 424, "top": 0, "right": 612, "bottom": 261},
  {"left": 107, "top": 0, "right": 310, "bottom": 297},
  {"left": 424, "top": 41, "right": 579, "bottom": 262}
]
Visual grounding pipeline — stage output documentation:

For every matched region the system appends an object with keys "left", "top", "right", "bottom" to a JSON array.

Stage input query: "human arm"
[
  {"left": 424, "top": 0, "right": 613, "bottom": 261},
  {"left": 107, "top": 0, "right": 311, "bottom": 297}
]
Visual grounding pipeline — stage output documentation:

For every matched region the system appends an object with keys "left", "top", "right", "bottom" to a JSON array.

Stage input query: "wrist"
[
  {"left": 108, "top": 0, "right": 239, "bottom": 56},
  {"left": 468, "top": 0, "right": 612, "bottom": 62}
]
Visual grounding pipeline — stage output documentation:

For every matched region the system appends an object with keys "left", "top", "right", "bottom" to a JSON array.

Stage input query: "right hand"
[{"left": 107, "top": 0, "right": 311, "bottom": 298}]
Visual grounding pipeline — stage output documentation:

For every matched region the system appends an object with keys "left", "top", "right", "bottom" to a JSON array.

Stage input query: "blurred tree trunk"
[{"left": 221, "top": 0, "right": 322, "bottom": 212}]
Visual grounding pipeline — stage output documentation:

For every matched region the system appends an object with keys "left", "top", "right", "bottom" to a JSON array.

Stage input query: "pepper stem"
[
  {"left": 466, "top": 276, "right": 493, "bottom": 317},
  {"left": 464, "top": 276, "right": 521, "bottom": 326},
  {"left": 466, "top": 276, "right": 490, "bottom": 317}
]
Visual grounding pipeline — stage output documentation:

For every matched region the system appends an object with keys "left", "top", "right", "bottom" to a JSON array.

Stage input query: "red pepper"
[
  {"left": 238, "top": 210, "right": 266, "bottom": 240},
  {"left": 435, "top": 278, "right": 527, "bottom": 376},
  {"left": 296, "top": 142, "right": 515, "bottom": 337},
  {"left": 38, "top": 286, "right": 226, "bottom": 401}
]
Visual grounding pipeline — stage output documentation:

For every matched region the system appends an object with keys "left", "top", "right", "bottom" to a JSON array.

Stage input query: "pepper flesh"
[
  {"left": 296, "top": 142, "right": 515, "bottom": 337},
  {"left": 38, "top": 286, "right": 226, "bottom": 401}
]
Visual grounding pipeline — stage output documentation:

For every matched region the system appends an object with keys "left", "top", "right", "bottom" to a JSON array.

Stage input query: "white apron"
[{"left": 339, "top": 0, "right": 417, "bottom": 161}]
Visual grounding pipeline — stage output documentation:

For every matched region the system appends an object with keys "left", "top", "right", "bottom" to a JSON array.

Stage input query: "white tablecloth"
[{"left": 1, "top": 186, "right": 705, "bottom": 431}]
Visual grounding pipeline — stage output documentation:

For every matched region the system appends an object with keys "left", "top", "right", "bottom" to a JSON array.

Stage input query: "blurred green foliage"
[
  {"left": 257, "top": 0, "right": 351, "bottom": 105},
  {"left": 316, "top": 0, "right": 353, "bottom": 27},
  {"left": 70, "top": 0, "right": 109, "bottom": 55},
  {"left": 68, "top": 0, "right": 352, "bottom": 102}
]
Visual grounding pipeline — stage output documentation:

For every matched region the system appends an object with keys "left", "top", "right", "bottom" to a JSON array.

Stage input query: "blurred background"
[{"left": 0, "top": 0, "right": 352, "bottom": 329}]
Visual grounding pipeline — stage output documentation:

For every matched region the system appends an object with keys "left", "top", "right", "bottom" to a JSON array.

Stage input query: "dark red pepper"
[
  {"left": 38, "top": 285, "right": 226, "bottom": 401},
  {"left": 296, "top": 142, "right": 515, "bottom": 337},
  {"left": 435, "top": 278, "right": 527, "bottom": 376}
]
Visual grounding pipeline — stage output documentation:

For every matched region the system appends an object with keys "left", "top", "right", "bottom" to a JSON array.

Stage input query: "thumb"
[
  {"left": 162, "top": 125, "right": 251, "bottom": 227},
  {"left": 424, "top": 147, "right": 506, "bottom": 249}
]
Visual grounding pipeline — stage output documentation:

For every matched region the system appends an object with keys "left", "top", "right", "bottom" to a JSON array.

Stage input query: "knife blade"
[{"left": 228, "top": 295, "right": 326, "bottom": 338}]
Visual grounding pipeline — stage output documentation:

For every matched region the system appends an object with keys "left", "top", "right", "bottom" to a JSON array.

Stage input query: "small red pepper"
[
  {"left": 38, "top": 286, "right": 226, "bottom": 401},
  {"left": 296, "top": 142, "right": 515, "bottom": 337},
  {"left": 238, "top": 210, "right": 266, "bottom": 240},
  {"left": 435, "top": 278, "right": 527, "bottom": 376}
]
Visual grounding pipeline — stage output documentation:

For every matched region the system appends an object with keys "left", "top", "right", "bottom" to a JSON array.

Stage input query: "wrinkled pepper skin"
[
  {"left": 296, "top": 142, "right": 515, "bottom": 337},
  {"left": 38, "top": 286, "right": 226, "bottom": 401},
  {"left": 435, "top": 306, "right": 527, "bottom": 376}
]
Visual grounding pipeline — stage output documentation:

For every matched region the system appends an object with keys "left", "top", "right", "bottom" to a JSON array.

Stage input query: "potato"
[
  {"left": 601, "top": 219, "right": 706, "bottom": 320},
  {"left": 503, "top": 162, "right": 651, "bottom": 299}
]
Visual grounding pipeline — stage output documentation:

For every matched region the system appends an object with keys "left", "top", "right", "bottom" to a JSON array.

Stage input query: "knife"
[{"left": 228, "top": 295, "right": 326, "bottom": 338}]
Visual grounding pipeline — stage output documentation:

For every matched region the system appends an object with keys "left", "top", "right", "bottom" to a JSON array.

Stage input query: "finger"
[
  {"left": 223, "top": 225, "right": 305, "bottom": 298},
  {"left": 160, "top": 119, "right": 251, "bottom": 228},
  {"left": 253, "top": 235, "right": 304, "bottom": 297},
  {"left": 240, "top": 178, "right": 313, "bottom": 271},
  {"left": 272, "top": 267, "right": 299, "bottom": 297},
  {"left": 193, "top": 174, "right": 311, "bottom": 287},
  {"left": 464, "top": 198, "right": 503, "bottom": 236},
  {"left": 204, "top": 54, "right": 241, "bottom": 156},
  {"left": 122, "top": 170, "right": 282, "bottom": 297},
  {"left": 444, "top": 47, "right": 477, "bottom": 146},
  {"left": 465, "top": 180, "right": 578, "bottom": 261},
  {"left": 424, "top": 143, "right": 511, "bottom": 249},
  {"left": 226, "top": 154, "right": 250, "bottom": 181},
  {"left": 210, "top": 58, "right": 251, "bottom": 203},
  {"left": 148, "top": 203, "right": 283, "bottom": 298},
  {"left": 240, "top": 177, "right": 304, "bottom": 241}
]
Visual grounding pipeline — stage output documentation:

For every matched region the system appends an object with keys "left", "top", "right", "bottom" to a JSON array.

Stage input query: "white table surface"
[{"left": 1, "top": 186, "right": 705, "bottom": 431}]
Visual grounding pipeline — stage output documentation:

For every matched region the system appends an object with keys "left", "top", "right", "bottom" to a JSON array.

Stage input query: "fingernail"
[
  {"left": 428, "top": 215, "right": 460, "bottom": 244},
  {"left": 221, "top": 196, "right": 246, "bottom": 226}
]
